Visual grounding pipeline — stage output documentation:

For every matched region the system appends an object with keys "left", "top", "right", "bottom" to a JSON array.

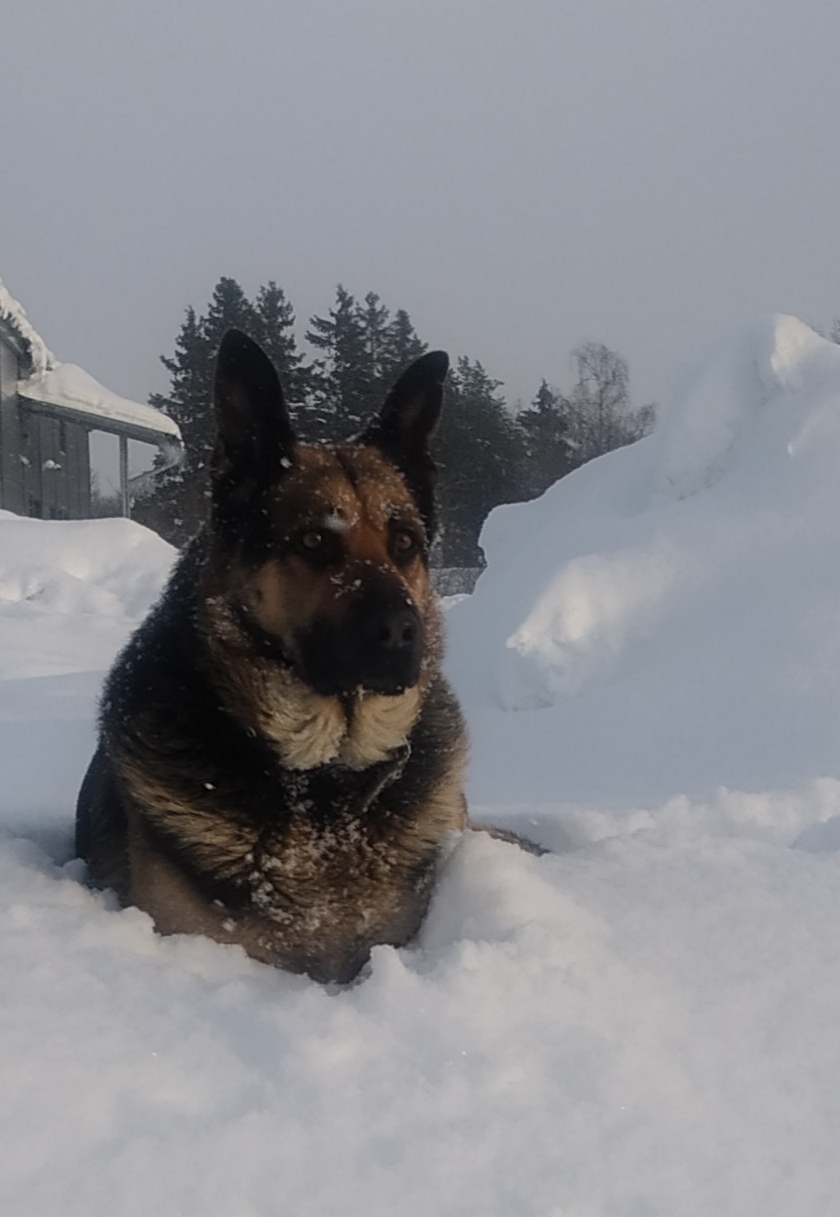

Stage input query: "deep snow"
[
  {"left": 2, "top": 316, "right": 840, "bottom": 1216},
  {"left": 448, "top": 314, "right": 840, "bottom": 805}
]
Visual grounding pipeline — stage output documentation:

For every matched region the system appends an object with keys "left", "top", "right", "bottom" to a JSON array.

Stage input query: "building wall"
[
  {"left": 0, "top": 319, "right": 169, "bottom": 520},
  {"left": 0, "top": 311, "right": 176, "bottom": 520},
  {"left": 0, "top": 333, "right": 25, "bottom": 514},
  {"left": 18, "top": 407, "right": 91, "bottom": 519},
  {"left": 0, "top": 328, "right": 93, "bottom": 519}
]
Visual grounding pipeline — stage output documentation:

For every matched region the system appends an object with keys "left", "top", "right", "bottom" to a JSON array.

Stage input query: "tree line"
[{"left": 133, "top": 277, "right": 655, "bottom": 564}]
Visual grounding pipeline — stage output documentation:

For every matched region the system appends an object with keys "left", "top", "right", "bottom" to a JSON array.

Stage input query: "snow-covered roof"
[
  {"left": 19, "top": 363, "right": 181, "bottom": 441},
  {"left": 0, "top": 277, "right": 53, "bottom": 377},
  {"left": 0, "top": 274, "right": 180, "bottom": 444}
]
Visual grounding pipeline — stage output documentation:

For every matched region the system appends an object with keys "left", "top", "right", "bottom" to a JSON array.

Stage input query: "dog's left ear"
[
  {"left": 213, "top": 329, "right": 295, "bottom": 483},
  {"left": 211, "top": 330, "right": 296, "bottom": 541},
  {"left": 360, "top": 350, "right": 448, "bottom": 534},
  {"left": 209, "top": 328, "right": 294, "bottom": 518}
]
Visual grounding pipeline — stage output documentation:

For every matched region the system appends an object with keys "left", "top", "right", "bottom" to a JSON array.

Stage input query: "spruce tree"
[
  {"left": 434, "top": 358, "right": 523, "bottom": 566},
  {"left": 139, "top": 306, "right": 214, "bottom": 544},
  {"left": 358, "top": 291, "right": 390, "bottom": 401},
  {"left": 253, "top": 282, "right": 310, "bottom": 407},
  {"left": 306, "top": 285, "right": 370, "bottom": 438},
  {"left": 382, "top": 308, "right": 427, "bottom": 383},
  {"left": 517, "top": 379, "right": 573, "bottom": 497},
  {"left": 203, "top": 277, "right": 258, "bottom": 349}
]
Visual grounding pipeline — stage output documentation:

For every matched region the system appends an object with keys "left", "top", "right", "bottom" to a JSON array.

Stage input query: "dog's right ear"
[
  {"left": 212, "top": 329, "right": 295, "bottom": 492},
  {"left": 360, "top": 350, "right": 449, "bottom": 537}
]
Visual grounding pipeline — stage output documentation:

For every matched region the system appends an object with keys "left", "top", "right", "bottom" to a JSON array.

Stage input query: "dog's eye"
[
  {"left": 392, "top": 529, "right": 419, "bottom": 559},
  {"left": 300, "top": 531, "right": 324, "bottom": 550}
]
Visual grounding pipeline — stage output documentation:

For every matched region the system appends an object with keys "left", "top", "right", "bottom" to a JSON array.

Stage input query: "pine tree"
[
  {"left": 357, "top": 292, "right": 390, "bottom": 400},
  {"left": 434, "top": 358, "right": 523, "bottom": 566},
  {"left": 305, "top": 290, "right": 430, "bottom": 437},
  {"left": 517, "top": 379, "right": 573, "bottom": 497},
  {"left": 203, "top": 277, "right": 258, "bottom": 349},
  {"left": 253, "top": 281, "right": 308, "bottom": 401},
  {"left": 382, "top": 308, "right": 427, "bottom": 383},
  {"left": 306, "top": 285, "right": 370, "bottom": 438},
  {"left": 138, "top": 306, "right": 214, "bottom": 544}
]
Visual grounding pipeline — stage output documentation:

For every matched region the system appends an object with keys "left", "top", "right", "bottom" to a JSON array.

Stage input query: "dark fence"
[{"left": 430, "top": 567, "right": 483, "bottom": 596}]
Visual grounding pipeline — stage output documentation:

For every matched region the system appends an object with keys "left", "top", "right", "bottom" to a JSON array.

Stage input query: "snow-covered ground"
[{"left": 3, "top": 315, "right": 840, "bottom": 1215}]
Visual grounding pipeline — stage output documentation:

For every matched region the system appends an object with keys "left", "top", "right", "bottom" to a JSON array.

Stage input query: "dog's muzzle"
[{"left": 300, "top": 589, "right": 424, "bottom": 696}]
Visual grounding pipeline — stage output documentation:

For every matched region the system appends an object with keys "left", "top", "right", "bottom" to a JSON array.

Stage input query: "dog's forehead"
[{"left": 276, "top": 444, "right": 417, "bottom": 526}]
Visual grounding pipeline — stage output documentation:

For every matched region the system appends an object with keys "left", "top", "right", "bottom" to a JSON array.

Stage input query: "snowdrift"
[
  {"left": 3, "top": 318, "right": 840, "bottom": 1216},
  {"left": 447, "top": 314, "right": 840, "bottom": 804},
  {"left": 0, "top": 512, "right": 173, "bottom": 827}
]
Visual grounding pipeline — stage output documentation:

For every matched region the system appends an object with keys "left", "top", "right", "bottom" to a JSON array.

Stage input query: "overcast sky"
[{"left": 3, "top": 0, "right": 840, "bottom": 418}]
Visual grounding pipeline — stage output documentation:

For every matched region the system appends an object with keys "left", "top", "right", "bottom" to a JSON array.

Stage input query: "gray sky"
[{"left": 3, "top": 0, "right": 840, "bottom": 418}]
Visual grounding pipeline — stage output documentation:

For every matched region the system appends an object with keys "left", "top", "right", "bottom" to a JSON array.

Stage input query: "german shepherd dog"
[{"left": 75, "top": 331, "right": 469, "bottom": 983}]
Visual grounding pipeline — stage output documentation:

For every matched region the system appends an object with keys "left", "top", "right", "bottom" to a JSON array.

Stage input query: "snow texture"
[{"left": 2, "top": 315, "right": 840, "bottom": 1215}]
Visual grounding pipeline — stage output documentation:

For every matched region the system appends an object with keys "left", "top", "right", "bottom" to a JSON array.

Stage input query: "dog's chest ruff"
[
  {"left": 261, "top": 677, "right": 423, "bottom": 770},
  {"left": 205, "top": 605, "right": 424, "bottom": 771}
]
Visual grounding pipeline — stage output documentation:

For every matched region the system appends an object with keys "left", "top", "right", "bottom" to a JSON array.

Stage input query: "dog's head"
[{"left": 205, "top": 329, "right": 447, "bottom": 698}]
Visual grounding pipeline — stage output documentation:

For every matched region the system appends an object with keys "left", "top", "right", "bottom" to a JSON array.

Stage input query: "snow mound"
[
  {"left": 0, "top": 514, "right": 174, "bottom": 825},
  {"left": 447, "top": 315, "right": 840, "bottom": 801},
  {"left": 0, "top": 511, "right": 174, "bottom": 641},
  {"left": 652, "top": 314, "right": 840, "bottom": 500}
]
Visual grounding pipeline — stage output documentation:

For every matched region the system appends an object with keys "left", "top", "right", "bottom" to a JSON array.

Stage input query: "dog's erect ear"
[
  {"left": 362, "top": 350, "right": 448, "bottom": 458},
  {"left": 212, "top": 329, "right": 295, "bottom": 487},
  {"left": 360, "top": 351, "right": 448, "bottom": 535}
]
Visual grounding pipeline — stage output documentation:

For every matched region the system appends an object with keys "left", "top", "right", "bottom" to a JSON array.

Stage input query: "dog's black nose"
[
  {"left": 368, "top": 604, "right": 419, "bottom": 652},
  {"left": 357, "top": 598, "right": 423, "bottom": 691}
]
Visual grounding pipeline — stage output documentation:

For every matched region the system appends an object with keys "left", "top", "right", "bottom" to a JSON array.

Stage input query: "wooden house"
[{"left": 0, "top": 279, "right": 181, "bottom": 520}]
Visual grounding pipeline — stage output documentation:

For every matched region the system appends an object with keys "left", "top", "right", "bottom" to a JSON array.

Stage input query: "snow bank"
[
  {"left": 447, "top": 315, "right": 840, "bottom": 802},
  {"left": 0, "top": 511, "right": 174, "bottom": 638},
  {"left": 0, "top": 513, "right": 174, "bottom": 826}
]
